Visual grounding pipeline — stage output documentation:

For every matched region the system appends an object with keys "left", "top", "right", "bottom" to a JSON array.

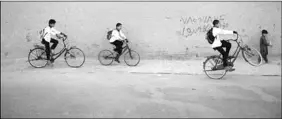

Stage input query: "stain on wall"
[{"left": 1, "top": 2, "right": 281, "bottom": 59}]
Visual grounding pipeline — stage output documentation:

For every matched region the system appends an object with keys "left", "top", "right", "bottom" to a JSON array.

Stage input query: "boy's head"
[
  {"left": 213, "top": 20, "right": 220, "bottom": 28},
  {"left": 262, "top": 29, "right": 268, "bottom": 36},
  {"left": 116, "top": 23, "right": 122, "bottom": 31},
  {"left": 49, "top": 19, "right": 56, "bottom": 27}
]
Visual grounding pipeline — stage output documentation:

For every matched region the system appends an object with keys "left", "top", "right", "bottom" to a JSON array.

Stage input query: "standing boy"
[{"left": 259, "top": 29, "right": 272, "bottom": 63}]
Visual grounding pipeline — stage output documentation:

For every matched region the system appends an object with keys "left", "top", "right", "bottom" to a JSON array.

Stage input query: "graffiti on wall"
[{"left": 180, "top": 15, "right": 229, "bottom": 37}]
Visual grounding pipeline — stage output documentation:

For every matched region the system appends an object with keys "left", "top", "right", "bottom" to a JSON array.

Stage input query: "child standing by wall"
[{"left": 259, "top": 29, "right": 272, "bottom": 63}]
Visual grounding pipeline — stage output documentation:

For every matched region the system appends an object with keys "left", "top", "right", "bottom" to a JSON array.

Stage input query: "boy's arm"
[
  {"left": 53, "top": 28, "right": 67, "bottom": 37},
  {"left": 219, "top": 29, "right": 235, "bottom": 35},
  {"left": 120, "top": 31, "right": 127, "bottom": 40},
  {"left": 50, "top": 28, "right": 60, "bottom": 35}
]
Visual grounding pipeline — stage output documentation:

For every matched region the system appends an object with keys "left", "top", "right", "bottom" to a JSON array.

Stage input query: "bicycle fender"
[{"left": 70, "top": 46, "right": 77, "bottom": 49}]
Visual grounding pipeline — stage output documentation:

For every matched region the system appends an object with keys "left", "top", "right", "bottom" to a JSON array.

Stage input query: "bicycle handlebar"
[
  {"left": 123, "top": 39, "right": 129, "bottom": 43},
  {"left": 61, "top": 35, "right": 68, "bottom": 41},
  {"left": 235, "top": 33, "right": 239, "bottom": 41},
  {"left": 226, "top": 33, "right": 239, "bottom": 42}
]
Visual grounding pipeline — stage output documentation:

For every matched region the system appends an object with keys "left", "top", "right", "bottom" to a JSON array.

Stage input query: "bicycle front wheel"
[
  {"left": 203, "top": 56, "right": 227, "bottom": 79},
  {"left": 124, "top": 50, "right": 140, "bottom": 66},
  {"left": 28, "top": 48, "right": 48, "bottom": 68},
  {"left": 64, "top": 47, "right": 85, "bottom": 68},
  {"left": 98, "top": 50, "right": 114, "bottom": 66},
  {"left": 242, "top": 45, "right": 262, "bottom": 66}
]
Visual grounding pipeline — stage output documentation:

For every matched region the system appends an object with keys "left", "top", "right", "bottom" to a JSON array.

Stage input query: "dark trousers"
[
  {"left": 260, "top": 52, "right": 268, "bottom": 63},
  {"left": 260, "top": 47, "right": 268, "bottom": 63},
  {"left": 41, "top": 38, "right": 59, "bottom": 60},
  {"left": 262, "top": 54, "right": 268, "bottom": 63},
  {"left": 214, "top": 40, "right": 232, "bottom": 67},
  {"left": 111, "top": 40, "right": 123, "bottom": 55}
]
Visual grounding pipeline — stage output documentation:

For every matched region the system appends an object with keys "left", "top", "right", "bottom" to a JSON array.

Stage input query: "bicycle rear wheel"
[
  {"left": 124, "top": 50, "right": 140, "bottom": 66},
  {"left": 65, "top": 47, "right": 85, "bottom": 68},
  {"left": 242, "top": 45, "right": 262, "bottom": 66},
  {"left": 98, "top": 50, "right": 114, "bottom": 66},
  {"left": 203, "top": 56, "right": 227, "bottom": 79},
  {"left": 28, "top": 48, "right": 48, "bottom": 68}
]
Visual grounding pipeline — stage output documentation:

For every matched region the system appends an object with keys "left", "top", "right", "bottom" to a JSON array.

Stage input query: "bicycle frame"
[
  {"left": 51, "top": 37, "right": 69, "bottom": 61},
  {"left": 104, "top": 42, "right": 131, "bottom": 59},
  {"left": 35, "top": 37, "right": 69, "bottom": 61},
  {"left": 219, "top": 34, "right": 245, "bottom": 65},
  {"left": 121, "top": 42, "right": 131, "bottom": 55}
]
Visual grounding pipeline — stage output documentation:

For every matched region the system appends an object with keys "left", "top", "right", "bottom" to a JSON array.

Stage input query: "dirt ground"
[{"left": 1, "top": 58, "right": 281, "bottom": 118}]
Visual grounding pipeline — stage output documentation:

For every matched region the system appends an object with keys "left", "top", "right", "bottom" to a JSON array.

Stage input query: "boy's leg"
[
  {"left": 111, "top": 41, "right": 121, "bottom": 63},
  {"left": 49, "top": 38, "right": 58, "bottom": 62},
  {"left": 116, "top": 41, "right": 123, "bottom": 55},
  {"left": 115, "top": 41, "right": 123, "bottom": 62},
  {"left": 221, "top": 40, "right": 232, "bottom": 57},
  {"left": 262, "top": 54, "right": 268, "bottom": 63},
  {"left": 111, "top": 41, "right": 119, "bottom": 53},
  {"left": 50, "top": 38, "right": 59, "bottom": 51},
  {"left": 42, "top": 39, "right": 51, "bottom": 60},
  {"left": 215, "top": 47, "right": 228, "bottom": 67},
  {"left": 265, "top": 54, "right": 268, "bottom": 63}
]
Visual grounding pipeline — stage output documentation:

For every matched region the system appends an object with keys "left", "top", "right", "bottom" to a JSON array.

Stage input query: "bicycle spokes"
[
  {"left": 31, "top": 50, "right": 46, "bottom": 60},
  {"left": 28, "top": 48, "right": 48, "bottom": 68},
  {"left": 104, "top": 55, "right": 114, "bottom": 59},
  {"left": 124, "top": 50, "right": 140, "bottom": 66},
  {"left": 242, "top": 45, "right": 262, "bottom": 66},
  {"left": 65, "top": 48, "right": 85, "bottom": 68},
  {"left": 245, "top": 50, "right": 255, "bottom": 57},
  {"left": 98, "top": 50, "right": 114, "bottom": 66},
  {"left": 69, "top": 53, "right": 76, "bottom": 59},
  {"left": 203, "top": 56, "right": 227, "bottom": 79}
]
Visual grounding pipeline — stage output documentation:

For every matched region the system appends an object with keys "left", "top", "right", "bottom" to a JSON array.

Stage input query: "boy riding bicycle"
[
  {"left": 40, "top": 19, "right": 67, "bottom": 64},
  {"left": 108, "top": 23, "right": 129, "bottom": 63},
  {"left": 206, "top": 20, "right": 238, "bottom": 70}
]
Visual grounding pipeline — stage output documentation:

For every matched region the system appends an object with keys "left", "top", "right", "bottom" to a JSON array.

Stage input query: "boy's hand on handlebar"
[
  {"left": 61, "top": 33, "right": 67, "bottom": 37},
  {"left": 125, "top": 39, "right": 129, "bottom": 43},
  {"left": 233, "top": 31, "right": 238, "bottom": 34}
]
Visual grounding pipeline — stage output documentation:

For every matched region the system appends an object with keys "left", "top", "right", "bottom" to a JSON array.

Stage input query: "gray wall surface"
[{"left": 1, "top": 2, "right": 281, "bottom": 59}]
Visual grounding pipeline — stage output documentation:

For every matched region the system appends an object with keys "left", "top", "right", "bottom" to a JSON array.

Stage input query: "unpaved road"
[{"left": 1, "top": 59, "right": 281, "bottom": 118}]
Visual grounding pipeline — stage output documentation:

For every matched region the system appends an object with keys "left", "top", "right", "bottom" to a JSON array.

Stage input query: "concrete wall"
[{"left": 1, "top": 2, "right": 281, "bottom": 59}]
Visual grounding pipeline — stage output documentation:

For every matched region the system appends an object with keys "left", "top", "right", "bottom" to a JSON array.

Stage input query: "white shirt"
[
  {"left": 211, "top": 27, "right": 233, "bottom": 48},
  {"left": 109, "top": 29, "right": 127, "bottom": 43},
  {"left": 41, "top": 26, "right": 61, "bottom": 42}
]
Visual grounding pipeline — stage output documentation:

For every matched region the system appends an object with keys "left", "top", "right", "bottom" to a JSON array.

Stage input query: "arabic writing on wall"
[{"left": 180, "top": 15, "right": 229, "bottom": 37}]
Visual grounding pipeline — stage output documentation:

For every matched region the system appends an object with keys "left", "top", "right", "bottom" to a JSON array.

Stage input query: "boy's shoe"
[
  {"left": 216, "top": 64, "right": 225, "bottom": 70},
  {"left": 224, "top": 66, "right": 235, "bottom": 71},
  {"left": 114, "top": 58, "right": 120, "bottom": 63},
  {"left": 46, "top": 60, "right": 52, "bottom": 66},
  {"left": 114, "top": 54, "right": 121, "bottom": 63},
  {"left": 115, "top": 58, "right": 120, "bottom": 63},
  {"left": 50, "top": 58, "right": 55, "bottom": 63},
  {"left": 227, "top": 62, "right": 234, "bottom": 67}
]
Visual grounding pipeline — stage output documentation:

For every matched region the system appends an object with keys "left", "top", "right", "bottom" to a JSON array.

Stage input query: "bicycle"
[
  {"left": 28, "top": 35, "right": 86, "bottom": 68},
  {"left": 203, "top": 33, "right": 263, "bottom": 79},
  {"left": 98, "top": 40, "right": 140, "bottom": 66}
]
